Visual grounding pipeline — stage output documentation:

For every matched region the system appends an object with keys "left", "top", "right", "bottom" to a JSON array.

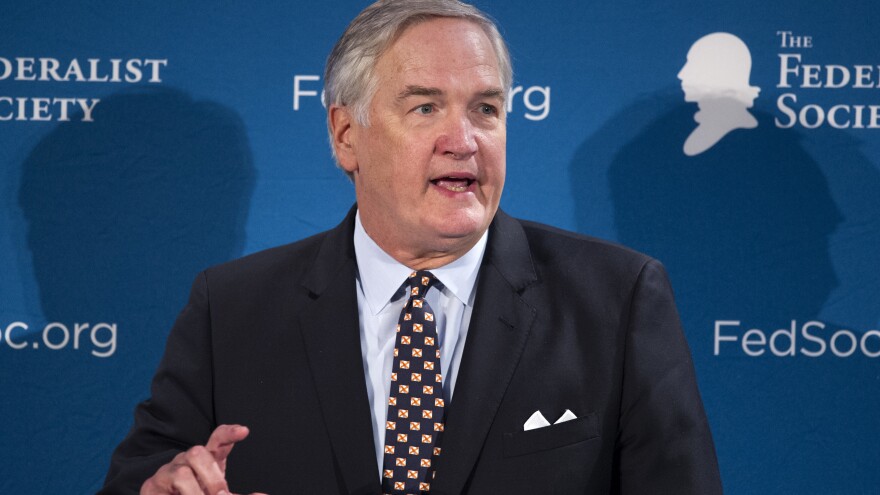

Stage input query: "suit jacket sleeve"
[
  {"left": 614, "top": 259, "right": 722, "bottom": 494},
  {"left": 100, "top": 272, "right": 217, "bottom": 494}
]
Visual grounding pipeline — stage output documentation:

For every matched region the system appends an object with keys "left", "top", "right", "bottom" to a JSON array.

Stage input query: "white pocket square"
[{"left": 523, "top": 409, "right": 577, "bottom": 431}]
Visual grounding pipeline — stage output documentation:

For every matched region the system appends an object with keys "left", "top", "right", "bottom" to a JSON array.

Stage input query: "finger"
[
  {"left": 141, "top": 454, "right": 204, "bottom": 495},
  {"left": 183, "top": 445, "right": 230, "bottom": 494},
  {"left": 167, "top": 464, "right": 204, "bottom": 495},
  {"left": 205, "top": 424, "right": 250, "bottom": 465}
]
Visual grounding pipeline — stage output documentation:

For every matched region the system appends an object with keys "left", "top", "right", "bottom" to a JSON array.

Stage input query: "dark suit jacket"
[{"left": 101, "top": 208, "right": 722, "bottom": 494}]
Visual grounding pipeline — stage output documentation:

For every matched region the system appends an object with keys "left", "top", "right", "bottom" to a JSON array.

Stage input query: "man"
[{"left": 102, "top": 1, "right": 723, "bottom": 494}]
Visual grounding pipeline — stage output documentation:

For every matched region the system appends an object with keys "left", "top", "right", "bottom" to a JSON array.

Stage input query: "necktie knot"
[{"left": 406, "top": 270, "right": 437, "bottom": 299}]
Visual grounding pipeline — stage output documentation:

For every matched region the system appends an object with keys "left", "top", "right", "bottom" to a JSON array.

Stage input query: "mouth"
[{"left": 431, "top": 175, "right": 476, "bottom": 193}]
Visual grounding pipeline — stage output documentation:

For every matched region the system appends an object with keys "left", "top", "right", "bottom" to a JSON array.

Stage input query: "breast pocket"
[{"left": 502, "top": 411, "right": 599, "bottom": 458}]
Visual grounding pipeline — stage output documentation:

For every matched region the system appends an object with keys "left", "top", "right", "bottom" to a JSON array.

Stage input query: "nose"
[
  {"left": 677, "top": 61, "right": 690, "bottom": 81},
  {"left": 434, "top": 112, "right": 477, "bottom": 160}
]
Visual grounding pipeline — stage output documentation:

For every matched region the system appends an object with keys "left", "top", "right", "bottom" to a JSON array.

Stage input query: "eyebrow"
[
  {"left": 396, "top": 85, "right": 507, "bottom": 102},
  {"left": 397, "top": 85, "right": 442, "bottom": 100},
  {"left": 478, "top": 88, "right": 506, "bottom": 102}
]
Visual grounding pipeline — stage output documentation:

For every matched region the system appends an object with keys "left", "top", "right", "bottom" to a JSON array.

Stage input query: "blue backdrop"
[{"left": 2, "top": 1, "right": 878, "bottom": 493}]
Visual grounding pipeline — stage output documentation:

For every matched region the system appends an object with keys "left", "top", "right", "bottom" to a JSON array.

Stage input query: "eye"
[
  {"left": 478, "top": 104, "right": 498, "bottom": 116},
  {"left": 414, "top": 104, "right": 434, "bottom": 115}
]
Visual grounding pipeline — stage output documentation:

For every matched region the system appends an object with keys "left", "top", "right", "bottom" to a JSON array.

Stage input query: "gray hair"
[{"left": 324, "top": 0, "right": 513, "bottom": 167}]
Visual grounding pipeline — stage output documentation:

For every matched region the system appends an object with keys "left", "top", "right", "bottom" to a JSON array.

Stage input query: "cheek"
[
  {"left": 358, "top": 133, "right": 400, "bottom": 181},
  {"left": 481, "top": 134, "right": 506, "bottom": 175}
]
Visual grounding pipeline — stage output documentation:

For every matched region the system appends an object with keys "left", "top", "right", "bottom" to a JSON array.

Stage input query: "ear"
[{"left": 329, "top": 105, "right": 358, "bottom": 174}]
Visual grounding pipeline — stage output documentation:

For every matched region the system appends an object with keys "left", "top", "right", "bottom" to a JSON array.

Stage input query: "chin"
[{"left": 433, "top": 208, "right": 492, "bottom": 241}]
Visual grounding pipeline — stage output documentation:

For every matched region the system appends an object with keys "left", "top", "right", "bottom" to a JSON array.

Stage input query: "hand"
[{"left": 140, "top": 424, "right": 266, "bottom": 495}]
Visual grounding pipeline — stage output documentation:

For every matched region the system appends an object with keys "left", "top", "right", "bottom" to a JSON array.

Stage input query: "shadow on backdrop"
[
  {"left": 11, "top": 87, "right": 255, "bottom": 493},
  {"left": 570, "top": 90, "right": 880, "bottom": 493}
]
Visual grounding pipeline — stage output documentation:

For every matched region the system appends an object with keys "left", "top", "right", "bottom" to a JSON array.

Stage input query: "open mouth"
[{"left": 431, "top": 177, "right": 474, "bottom": 193}]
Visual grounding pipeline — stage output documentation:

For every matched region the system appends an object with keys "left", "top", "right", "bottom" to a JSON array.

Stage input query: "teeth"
[{"left": 433, "top": 178, "right": 471, "bottom": 192}]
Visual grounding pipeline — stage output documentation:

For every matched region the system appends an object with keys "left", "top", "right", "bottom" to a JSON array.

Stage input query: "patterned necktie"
[{"left": 381, "top": 270, "right": 445, "bottom": 495}]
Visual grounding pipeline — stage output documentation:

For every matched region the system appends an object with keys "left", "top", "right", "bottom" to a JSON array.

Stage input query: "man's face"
[{"left": 334, "top": 17, "right": 506, "bottom": 266}]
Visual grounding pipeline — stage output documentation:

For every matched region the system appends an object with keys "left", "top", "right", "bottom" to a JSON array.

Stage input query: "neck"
[
  {"left": 368, "top": 230, "right": 480, "bottom": 270},
  {"left": 358, "top": 217, "right": 483, "bottom": 271}
]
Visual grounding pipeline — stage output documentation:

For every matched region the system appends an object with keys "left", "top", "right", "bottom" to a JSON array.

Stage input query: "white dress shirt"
[{"left": 352, "top": 211, "right": 488, "bottom": 479}]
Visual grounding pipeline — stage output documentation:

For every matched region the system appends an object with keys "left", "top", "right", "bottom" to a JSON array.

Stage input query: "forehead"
[{"left": 375, "top": 17, "right": 501, "bottom": 88}]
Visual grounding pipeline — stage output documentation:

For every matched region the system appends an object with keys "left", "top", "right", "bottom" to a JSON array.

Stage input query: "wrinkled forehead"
[{"left": 376, "top": 18, "right": 502, "bottom": 87}]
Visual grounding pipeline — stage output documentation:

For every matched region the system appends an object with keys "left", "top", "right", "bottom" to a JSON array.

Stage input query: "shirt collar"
[{"left": 353, "top": 210, "right": 488, "bottom": 316}]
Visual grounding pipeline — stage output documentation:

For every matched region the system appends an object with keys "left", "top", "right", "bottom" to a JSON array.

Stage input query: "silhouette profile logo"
[{"left": 678, "top": 32, "right": 760, "bottom": 156}]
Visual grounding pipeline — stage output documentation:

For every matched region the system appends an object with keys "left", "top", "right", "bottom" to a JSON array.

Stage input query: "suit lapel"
[
  {"left": 298, "top": 208, "right": 381, "bottom": 495},
  {"left": 431, "top": 211, "right": 538, "bottom": 495}
]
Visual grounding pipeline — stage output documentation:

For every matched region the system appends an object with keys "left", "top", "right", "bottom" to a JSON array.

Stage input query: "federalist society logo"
[
  {"left": 0, "top": 56, "right": 168, "bottom": 122},
  {"left": 679, "top": 30, "right": 880, "bottom": 156},
  {"left": 678, "top": 33, "right": 760, "bottom": 156}
]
